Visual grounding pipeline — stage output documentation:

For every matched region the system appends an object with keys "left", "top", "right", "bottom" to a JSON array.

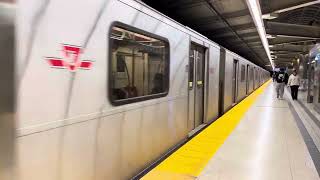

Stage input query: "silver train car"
[{"left": 1, "top": 0, "right": 269, "bottom": 179}]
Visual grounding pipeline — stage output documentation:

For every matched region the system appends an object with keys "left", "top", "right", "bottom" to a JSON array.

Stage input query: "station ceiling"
[
  {"left": 141, "top": 0, "right": 271, "bottom": 70},
  {"left": 261, "top": 0, "right": 320, "bottom": 68},
  {"left": 141, "top": 0, "right": 320, "bottom": 70}
]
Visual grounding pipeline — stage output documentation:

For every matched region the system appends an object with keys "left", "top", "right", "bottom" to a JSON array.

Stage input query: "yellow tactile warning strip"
[{"left": 141, "top": 80, "right": 271, "bottom": 180}]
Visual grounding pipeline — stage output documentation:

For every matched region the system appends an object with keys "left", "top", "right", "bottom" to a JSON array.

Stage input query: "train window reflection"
[
  {"left": 240, "top": 65, "right": 245, "bottom": 82},
  {"left": 109, "top": 24, "right": 170, "bottom": 105},
  {"left": 250, "top": 68, "right": 254, "bottom": 80}
]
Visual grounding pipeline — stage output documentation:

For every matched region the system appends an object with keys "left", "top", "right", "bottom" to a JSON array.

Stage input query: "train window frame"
[{"left": 108, "top": 21, "right": 170, "bottom": 106}]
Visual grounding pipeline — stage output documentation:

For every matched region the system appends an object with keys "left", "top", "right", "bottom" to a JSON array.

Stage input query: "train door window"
[
  {"left": 109, "top": 23, "right": 170, "bottom": 105},
  {"left": 250, "top": 67, "right": 254, "bottom": 80},
  {"left": 246, "top": 64, "right": 249, "bottom": 94},
  {"left": 252, "top": 67, "right": 255, "bottom": 88},
  {"left": 255, "top": 69, "right": 258, "bottom": 82},
  {"left": 259, "top": 71, "right": 261, "bottom": 84},
  {"left": 232, "top": 59, "right": 238, "bottom": 103},
  {"left": 240, "top": 64, "right": 245, "bottom": 82},
  {"left": 196, "top": 49, "right": 205, "bottom": 85},
  {"left": 195, "top": 46, "right": 205, "bottom": 127},
  {"left": 188, "top": 49, "right": 194, "bottom": 89}
]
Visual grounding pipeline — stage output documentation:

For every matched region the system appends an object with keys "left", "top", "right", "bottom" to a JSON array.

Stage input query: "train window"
[
  {"left": 109, "top": 23, "right": 170, "bottom": 105},
  {"left": 196, "top": 49, "right": 205, "bottom": 82},
  {"left": 240, "top": 65, "right": 245, "bottom": 82},
  {"left": 189, "top": 51, "right": 194, "bottom": 89}
]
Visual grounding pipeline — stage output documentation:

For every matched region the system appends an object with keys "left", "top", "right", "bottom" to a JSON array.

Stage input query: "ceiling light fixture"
[
  {"left": 266, "top": 34, "right": 276, "bottom": 39},
  {"left": 246, "top": 0, "right": 274, "bottom": 69},
  {"left": 274, "top": 1, "right": 320, "bottom": 14},
  {"left": 262, "top": 13, "right": 279, "bottom": 20},
  {"left": 275, "top": 34, "right": 319, "bottom": 40}
]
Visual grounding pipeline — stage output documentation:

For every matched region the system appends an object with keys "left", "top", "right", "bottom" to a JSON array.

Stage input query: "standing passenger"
[
  {"left": 288, "top": 70, "right": 300, "bottom": 100},
  {"left": 275, "top": 68, "right": 286, "bottom": 99}
]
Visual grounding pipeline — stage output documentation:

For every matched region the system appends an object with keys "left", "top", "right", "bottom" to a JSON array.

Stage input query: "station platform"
[{"left": 140, "top": 81, "right": 320, "bottom": 180}]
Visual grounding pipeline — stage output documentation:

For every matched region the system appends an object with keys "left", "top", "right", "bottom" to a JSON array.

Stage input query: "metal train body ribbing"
[{"left": 12, "top": 0, "right": 269, "bottom": 179}]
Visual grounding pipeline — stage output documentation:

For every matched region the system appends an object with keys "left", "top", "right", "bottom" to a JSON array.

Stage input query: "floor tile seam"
[
  {"left": 285, "top": 90, "right": 320, "bottom": 147},
  {"left": 281, "top": 100, "right": 297, "bottom": 180},
  {"left": 299, "top": 110, "right": 320, "bottom": 142},
  {"left": 305, "top": 105, "right": 320, "bottom": 119},
  {"left": 141, "top": 81, "right": 272, "bottom": 179},
  {"left": 291, "top": 101, "right": 320, "bottom": 149},
  {"left": 251, "top": 106, "right": 289, "bottom": 109},
  {"left": 287, "top": 101, "right": 320, "bottom": 178},
  {"left": 297, "top": 100, "right": 320, "bottom": 131},
  {"left": 298, "top": 114, "right": 320, "bottom": 151},
  {"left": 302, "top": 101, "right": 320, "bottom": 113},
  {"left": 199, "top": 82, "right": 273, "bottom": 180},
  {"left": 255, "top": 105, "right": 289, "bottom": 108},
  {"left": 284, "top": 89, "right": 320, "bottom": 178},
  {"left": 194, "top": 86, "right": 271, "bottom": 176}
]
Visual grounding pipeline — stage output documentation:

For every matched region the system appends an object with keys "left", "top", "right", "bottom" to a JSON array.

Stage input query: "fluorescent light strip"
[
  {"left": 246, "top": 0, "right": 274, "bottom": 69},
  {"left": 275, "top": 0, "right": 320, "bottom": 13},
  {"left": 274, "top": 34, "right": 319, "bottom": 39},
  {"left": 262, "top": 1, "right": 320, "bottom": 19}
]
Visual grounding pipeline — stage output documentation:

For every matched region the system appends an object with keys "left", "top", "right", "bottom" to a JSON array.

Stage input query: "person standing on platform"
[
  {"left": 288, "top": 70, "right": 300, "bottom": 100},
  {"left": 275, "top": 68, "right": 286, "bottom": 99}
]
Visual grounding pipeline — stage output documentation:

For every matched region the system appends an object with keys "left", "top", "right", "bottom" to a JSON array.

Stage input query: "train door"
[
  {"left": 246, "top": 64, "right": 249, "bottom": 95},
  {"left": 232, "top": 59, "right": 238, "bottom": 103},
  {"left": 188, "top": 43, "right": 206, "bottom": 129}
]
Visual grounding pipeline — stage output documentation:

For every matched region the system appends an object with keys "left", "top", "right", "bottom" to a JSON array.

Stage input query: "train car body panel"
[
  {"left": 15, "top": 0, "right": 270, "bottom": 179},
  {"left": 17, "top": 0, "right": 191, "bottom": 179},
  {"left": 237, "top": 58, "right": 247, "bottom": 101},
  {"left": 205, "top": 45, "right": 220, "bottom": 122},
  {"left": 223, "top": 50, "right": 234, "bottom": 112}
]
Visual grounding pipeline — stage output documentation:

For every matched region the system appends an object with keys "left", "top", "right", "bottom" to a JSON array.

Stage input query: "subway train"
[{"left": 3, "top": 0, "right": 270, "bottom": 179}]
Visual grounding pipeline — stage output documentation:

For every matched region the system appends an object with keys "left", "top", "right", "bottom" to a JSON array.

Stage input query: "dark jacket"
[{"left": 275, "top": 72, "right": 288, "bottom": 83}]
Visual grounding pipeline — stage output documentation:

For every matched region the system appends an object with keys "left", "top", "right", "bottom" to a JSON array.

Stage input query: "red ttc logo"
[{"left": 46, "top": 44, "right": 93, "bottom": 72}]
